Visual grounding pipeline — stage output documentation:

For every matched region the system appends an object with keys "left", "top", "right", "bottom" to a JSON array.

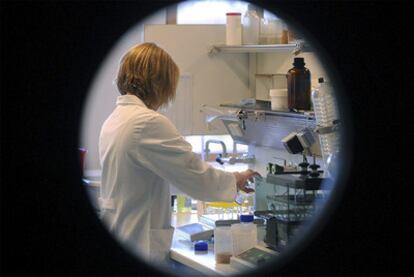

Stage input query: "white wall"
[
  {"left": 144, "top": 24, "right": 251, "bottom": 135},
  {"left": 255, "top": 51, "right": 328, "bottom": 100},
  {"left": 80, "top": 10, "right": 166, "bottom": 171}
]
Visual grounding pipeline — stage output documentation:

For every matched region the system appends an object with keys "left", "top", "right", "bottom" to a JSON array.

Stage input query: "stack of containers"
[{"left": 311, "top": 78, "right": 340, "bottom": 177}]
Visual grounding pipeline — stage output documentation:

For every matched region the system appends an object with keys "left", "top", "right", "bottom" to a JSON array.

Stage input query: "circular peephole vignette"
[{"left": 79, "top": 1, "right": 353, "bottom": 275}]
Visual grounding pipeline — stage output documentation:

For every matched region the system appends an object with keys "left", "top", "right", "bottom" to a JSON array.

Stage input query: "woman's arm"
[{"left": 134, "top": 114, "right": 257, "bottom": 202}]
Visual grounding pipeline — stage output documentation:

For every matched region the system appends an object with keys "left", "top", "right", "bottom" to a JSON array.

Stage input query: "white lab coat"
[{"left": 98, "top": 95, "right": 237, "bottom": 265}]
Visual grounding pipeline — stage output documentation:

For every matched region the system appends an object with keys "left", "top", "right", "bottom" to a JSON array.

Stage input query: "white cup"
[{"left": 269, "top": 89, "right": 288, "bottom": 111}]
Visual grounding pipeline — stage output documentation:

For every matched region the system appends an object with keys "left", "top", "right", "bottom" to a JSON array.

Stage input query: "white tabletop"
[{"left": 170, "top": 233, "right": 239, "bottom": 276}]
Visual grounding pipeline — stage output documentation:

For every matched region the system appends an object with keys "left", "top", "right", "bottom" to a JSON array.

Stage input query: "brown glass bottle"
[{"left": 286, "top": 57, "right": 311, "bottom": 111}]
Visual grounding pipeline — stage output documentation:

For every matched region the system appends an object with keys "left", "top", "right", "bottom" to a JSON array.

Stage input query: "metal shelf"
[
  {"left": 219, "top": 103, "right": 315, "bottom": 121},
  {"left": 266, "top": 195, "right": 318, "bottom": 206},
  {"left": 266, "top": 174, "right": 323, "bottom": 190},
  {"left": 209, "top": 40, "right": 309, "bottom": 56},
  {"left": 210, "top": 44, "right": 296, "bottom": 53}
]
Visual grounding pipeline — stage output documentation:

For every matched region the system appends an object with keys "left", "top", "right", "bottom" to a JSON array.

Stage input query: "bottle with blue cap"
[{"left": 230, "top": 214, "right": 258, "bottom": 256}]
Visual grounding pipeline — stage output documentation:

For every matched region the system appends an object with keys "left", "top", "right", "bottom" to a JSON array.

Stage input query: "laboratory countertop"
[{"left": 170, "top": 212, "right": 239, "bottom": 275}]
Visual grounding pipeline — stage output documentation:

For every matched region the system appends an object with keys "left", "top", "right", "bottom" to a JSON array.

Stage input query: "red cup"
[{"left": 79, "top": 148, "right": 87, "bottom": 176}]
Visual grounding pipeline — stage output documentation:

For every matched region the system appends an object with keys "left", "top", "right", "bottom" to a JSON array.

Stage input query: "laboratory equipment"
[
  {"left": 175, "top": 223, "right": 214, "bottom": 242},
  {"left": 255, "top": 170, "right": 330, "bottom": 250},
  {"left": 229, "top": 245, "right": 278, "bottom": 271},
  {"left": 281, "top": 128, "right": 316, "bottom": 156},
  {"left": 219, "top": 108, "right": 319, "bottom": 155},
  {"left": 200, "top": 213, "right": 264, "bottom": 228},
  {"left": 254, "top": 130, "right": 331, "bottom": 251},
  {"left": 198, "top": 138, "right": 255, "bottom": 217}
]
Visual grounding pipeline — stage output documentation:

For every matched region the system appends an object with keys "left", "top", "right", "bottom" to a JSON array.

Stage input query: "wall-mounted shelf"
[
  {"left": 201, "top": 104, "right": 318, "bottom": 154},
  {"left": 219, "top": 103, "right": 315, "bottom": 121},
  {"left": 209, "top": 40, "right": 309, "bottom": 56}
]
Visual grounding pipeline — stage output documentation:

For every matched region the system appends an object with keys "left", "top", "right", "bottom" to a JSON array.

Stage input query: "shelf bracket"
[{"left": 208, "top": 46, "right": 220, "bottom": 57}]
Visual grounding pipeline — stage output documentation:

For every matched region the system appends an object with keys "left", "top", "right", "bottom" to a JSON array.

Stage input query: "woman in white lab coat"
[{"left": 99, "top": 42, "right": 257, "bottom": 266}]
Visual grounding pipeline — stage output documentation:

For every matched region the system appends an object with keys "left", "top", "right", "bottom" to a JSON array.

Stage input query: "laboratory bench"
[
  {"left": 170, "top": 212, "right": 275, "bottom": 275},
  {"left": 82, "top": 173, "right": 271, "bottom": 275}
]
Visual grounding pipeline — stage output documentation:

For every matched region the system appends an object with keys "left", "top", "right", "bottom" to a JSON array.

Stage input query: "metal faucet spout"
[{"left": 204, "top": 140, "right": 227, "bottom": 161}]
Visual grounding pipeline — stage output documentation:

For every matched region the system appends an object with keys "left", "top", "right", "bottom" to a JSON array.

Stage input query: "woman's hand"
[{"left": 233, "top": 169, "right": 260, "bottom": 193}]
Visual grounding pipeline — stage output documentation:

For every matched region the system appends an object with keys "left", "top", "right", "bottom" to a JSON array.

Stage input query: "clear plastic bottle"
[
  {"left": 231, "top": 214, "right": 257, "bottom": 256},
  {"left": 242, "top": 4, "right": 260, "bottom": 45},
  {"left": 214, "top": 226, "right": 233, "bottom": 264},
  {"left": 311, "top": 78, "right": 340, "bottom": 176},
  {"left": 235, "top": 179, "right": 255, "bottom": 214}
]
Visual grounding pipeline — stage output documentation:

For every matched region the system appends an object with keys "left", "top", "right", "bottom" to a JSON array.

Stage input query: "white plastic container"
[
  {"left": 231, "top": 214, "right": 257, "bottom": 256},
  {"left": 269, "top": 88, "right": 288, "bottom": 111},
  {"left": 226, "top": 12, "right": 242, "bottom": 45},
  {"left": 214, "top": 227, "right": 233, "bottom": 264},
  {"left": 242, "top": 5, "right": 260, "bottom": 45}
]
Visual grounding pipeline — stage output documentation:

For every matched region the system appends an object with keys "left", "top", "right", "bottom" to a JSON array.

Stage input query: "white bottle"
[
  {"left": 231, "top": 214, "right": 257, "bottom": 256},
  {"left": 226, "top": 12, "right": 242, "bottom": 46},
  {"left": 214, "top": 227, "right": 233, "bottom": 264},
  {"left": 242, "top": 4, "right": 260, "bottom": 45}
]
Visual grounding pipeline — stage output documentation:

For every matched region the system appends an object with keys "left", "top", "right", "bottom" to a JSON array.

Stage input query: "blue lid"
[
  {"left": 194, "top": 241, "right": 208, "bottom": 251},
  {"left": 240, "top": 214, "right": 254, "bottom": 223}
]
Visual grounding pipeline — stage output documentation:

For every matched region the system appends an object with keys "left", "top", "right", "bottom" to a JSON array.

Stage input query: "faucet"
[{"left": 204, "top": 140, "right": 227, "bottom": 161}]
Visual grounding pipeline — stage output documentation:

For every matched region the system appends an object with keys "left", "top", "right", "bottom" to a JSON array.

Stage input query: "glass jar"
[
  {"left": 259, "top": 18, "right": 283, "bottom": 44},
  {"left": 242, "top": 4, "right": 260, "bottom": 45},
  {"left": 286, "top": 57, "right": 311, "bottom": 110}
]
